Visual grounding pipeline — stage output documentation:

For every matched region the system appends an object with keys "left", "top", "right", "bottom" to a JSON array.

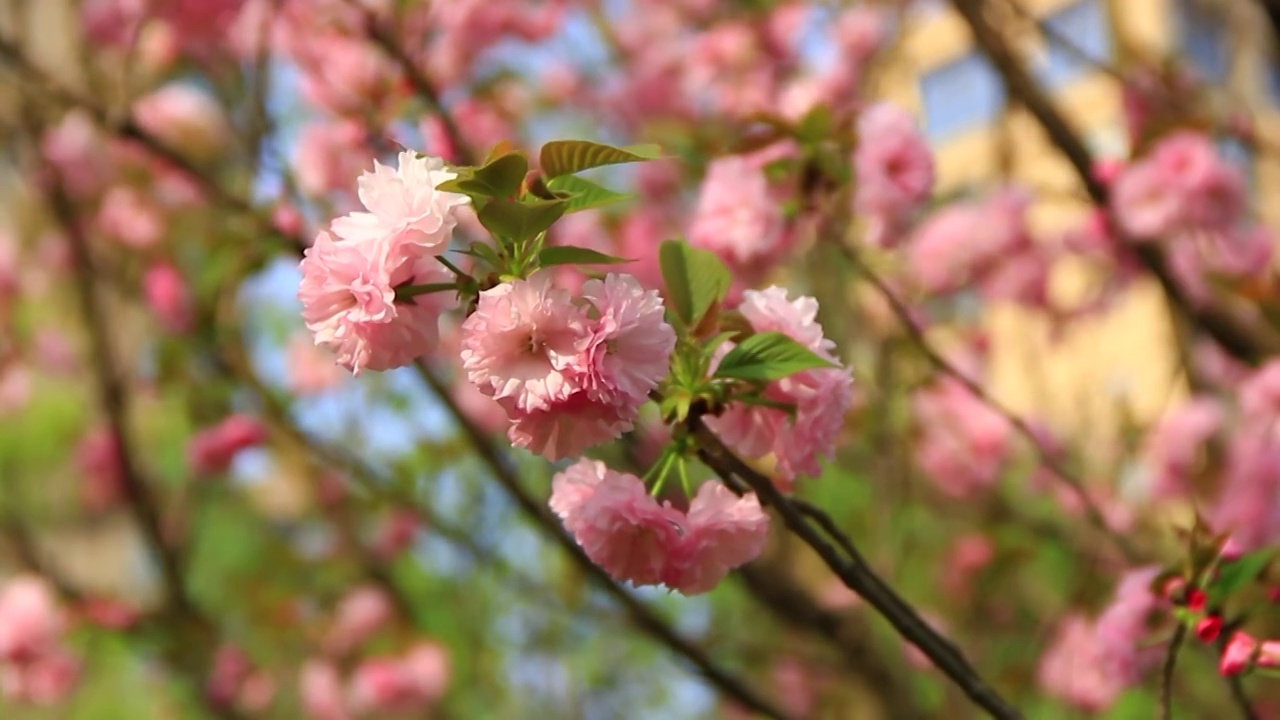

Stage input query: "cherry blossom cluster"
[
  {"left": 0, "top": 576, "right": 80, "bottom": 706},
  {"left": 549, "top": 460, "right": 769, "bottom": 595},
  {"left": 298, "top": 151, "right": 469, "bottom": 374}
]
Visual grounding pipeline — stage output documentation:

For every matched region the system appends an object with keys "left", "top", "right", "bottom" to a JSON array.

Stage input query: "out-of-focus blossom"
[
  {"left": 76, "top": 426, "right": 124, "bottom": 512},
  {"left": 295, "top": 34, "right": 400, "bottom": 116},
  {"left": 1142, "top": 397, "right": 1224, "bottom": 498},
  {"left": 286, "top": 334, "right": 344, "bottom": 395},
  {"left": 0, "top": 364, "right": 31, "bottom": 417},
  {"left": 42, "top": 111, "right": 113, "bottom": 198},
  {"left": 912, "top": 378, "right": 1012, "bottom": 498},
  {"left": 132, "top": 83, "right": 230, "bottom": 163},
  {"left": 347, "top": 643, "right": 449, "bottom": 715},
  {"left": 372, "top": 510, "right": 420, "bottom": 560},
  {"left": 1111, "top": 132, "right": 1246, "bottom": 240},
  {"left": 550, "top": 460, "right": 768, "bottom": 594},
  {"left": 96, "top": 186, "right": 166, "bottom": 248},
  {"left": 1038, "top": 614, "right": 1127, "bottom": 711},
  {"left": 1093, "top": 567, "right": 1163, "bottom": 684},
  {"left": 324, "top": 587, "right": 393, "bottom": 656},
  {"left": 688, "top": 155, "right": 785, "bottom": 270},
  {"left": 854, "top": 102, "right": 934, "bottom": 248},
  {"left": 206, "top": 644, "right": 275, "bottom": 713},
  {"left": 143, "top": 263, "right": 195, "bottom": 334},
  {"left": 294, "top": 121, "right": 372, "bottom": 199},
  {"left": 188, "top": 414, "right": 268, "bottom": 476},
  {"left": 299, "top": 660, "right": 351, "bottom": 720},
  {"left": 706, "top": 287, "right": 853, "bottom": 489},
  {"left": 0, "top": 576, "right": 79, "bottom": 707}
]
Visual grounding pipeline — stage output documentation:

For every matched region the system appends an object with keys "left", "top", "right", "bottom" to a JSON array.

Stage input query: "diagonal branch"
[
  {"left": 411, "top": 361, "right": 793, "bottom": 720},
  {"left": 686, "top": 410, "right": 1023, "bottom": 720},
  {"left": 948, "top": 0, "right": 1280, "bottom": 366}
]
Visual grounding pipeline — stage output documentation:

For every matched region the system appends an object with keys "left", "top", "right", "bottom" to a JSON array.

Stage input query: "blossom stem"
[
  {"left": 394, "top": 281, "right": 458, "bottom": 301},
  {"left": 435, "top": 255, "right": 467, "bottom": 278}
]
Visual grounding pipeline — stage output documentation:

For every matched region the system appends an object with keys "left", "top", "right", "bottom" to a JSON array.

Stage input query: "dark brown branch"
[
  {"left": 411, "top": 362, "right": 792, "bottom": 720},
  {"left": 735, "top": 564, "right": 929, "bottom": 720},
  {"left": 949, "top": 0, "right": 1280, "bottom": 366},
  {"left": 1160, "top": 624, "right": 1187, "bottom": 720},
  {"left": 686, "top": 412, "right": 1023, "bottom": 720}
]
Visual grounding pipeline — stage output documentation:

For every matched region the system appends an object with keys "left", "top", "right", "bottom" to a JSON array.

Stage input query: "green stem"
[
  {"left": 436, "top": 255, "right": 467, "bottom": 277},
  {"left": 395, "top": 281, "right": 458, "bottom": 301}
]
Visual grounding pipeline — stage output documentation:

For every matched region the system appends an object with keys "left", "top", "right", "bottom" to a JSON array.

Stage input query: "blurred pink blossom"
[
  {"left": 688, "top": 155, "right": 786, "bottom": 270},
  {"left": 324, "top": 586, "right": 393, "bottom": 656},
  {"left": 1038, "top": 614, "right": 1126, "bottom": 711},
  {"left": 188, "top": 414, "right": 268, "bottom": 476},
  {"left": 96, "top": 186, "right": 165, "bottom": 248},
  {"left": 286, "top": 334, "right": 344, "bottom": 395},
  {"left": 143, "top": 263, "right": 195, "bottom": 335},
  {"left": 132, "top": 83, "right": 230, "bottom": 162},
  {"left": 348, "top": 643, "right": 449, "bottom": 715}
]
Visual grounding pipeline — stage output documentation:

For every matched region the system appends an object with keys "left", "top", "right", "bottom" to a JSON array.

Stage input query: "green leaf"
[
  {"left": 540, "top": 140, "right": 661, "bottom": 178},
  {"left": 545, "top": 174, "right": 633, "bottom": 213},
  {"left": 437, "top": 152, "right": 528, "bottom": 199},
  {"left": 1209, "top": 550, "right": 1275, "bottom": 600},
  {"left": 658, "top": 239, "right": 730, "bottom": 327},
  {"left": 478, "top": 198, "right": 567, "bottom": 244},
  {"left": 537, "top": 245, "right": 632, "bottom": 268},
  {"left": 714, "top": 331, "right": 838, "bottom": 382}
]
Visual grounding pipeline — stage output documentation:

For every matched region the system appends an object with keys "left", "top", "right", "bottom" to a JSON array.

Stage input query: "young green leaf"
[
  {"left": 545, "top": 174, "right": 633, "bottom": 213},
  {"left": 658, "top": 239, "right": 730, "bottom": 328},
  {"left": 437, "top": 152, "right": 528, "bottom": 199},
  {"left": 477, "top": 198, "right": 567, "bottom": 244},
  {"left": 713, "top": 331, "right": 838, "bottom": 382},
  {"left": 1208, "top": 550, "right": 1275, "bottom": 601},
  {"left": 540, "top": 140, "right": 662, "bottom": 178},
  {"left": 536, "top": 245, "right": 632, "bottom": 268}
]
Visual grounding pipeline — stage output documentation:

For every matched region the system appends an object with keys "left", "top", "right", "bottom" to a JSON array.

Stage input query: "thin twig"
[
  {"left": 837, "top": 243, "right": 1139, "bottom": 562},
  {"left": 687, "top": 411, "right": 1023, "bottom": 720},
  {"left": 1160, "top": 624, "right": 1187, "bottom": 720}
]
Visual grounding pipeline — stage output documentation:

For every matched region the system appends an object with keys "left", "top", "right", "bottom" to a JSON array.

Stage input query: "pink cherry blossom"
[
  {"left": 908, "top": 187, "right": 1037, "bottom": 299},
  {"left": 299, "top": 660, "right": 351, "bottom": 720},
  {"left": 371, "top": 510, "right": 420, "bottom": 560},
  {"left": 96, "top": 186, "right": 165, "bottom": 248},
  {"left": 348, "top": 642, "right": 449, "bottom": 715},
  {"left": 460, "top": 271, "right": 585, "bottom": 411},
  {"left": 550, "top": 460, "right": 769, "bottom": 594},
  {"left": 76, "top": 426, "right": 125, "bottom": 512},
  {"left": 1111, "top": 131, "right": 1246, "bottom": 239},
  {"left": 688, "top": 155, "right": 785, "bottom": 269},
  {"left": 552, "top": 461, "right": 683, "bottom": 587},
  {"left": 143, "top": 263, "right": 194, "bottom": 334},
  {"left": 578, "top": 274, "right": 676, "bottom": 403},
  {"left": 132, "top": 83, "right": 230, "bottom": 162},
  {"left": 1239, "top": 360, "right": 1280, "bottom": 426},
  {"left": 854, "top": 102, "right": 934, "bottom": 248},
  {"left": 293, "top": 120, "right": 372, "bottom": 199},
  {"left": 1221, "top": 631, "right": 1259, "bottom": 675},
  {"left": 330, "top": 151, "right": 469, "bottom": 253},
  {"left": 295, "top": 34, "right": 400, "bottom": 116},
  {"left": 912, "top": 378, "right": 1012, "bottom": 498},
  {"left": 1142, "top": 397, "right": 1224, "bottom": 498},
  {"left": 705, "top": 287, "right": 853, "bottom": 488},
  {"left": 664, "top": 481, "right": 769, "bottom": 594},
  {"left": 0, "top": 649, "right": 80, "bottom": 706},
  {"left": 188, "top": 414, "right": 268, "bottom": 476},
  {"left": 41, "top": 111, "right": 113, "bottom": 199},
  {"left": 1211, "top": 432, "right": 1280, "bottom": 552},
  {"left": 0, "top": 576, "right": 65, "bottom": 664},
  {"left": 324, "top": 586, "right": 393, "bottom": 656},
  {"left": 1093, "top": 567, "right": 1163, "bottom": 684},
  {"left": 1038, "top": 614, "right": 1127, "bottom": 711},
  {"left": 298, "top": 229, "right": 452, "bottom": 374},
  {"left": 502, "top": 391, "right": 636, "bottom": 460}
]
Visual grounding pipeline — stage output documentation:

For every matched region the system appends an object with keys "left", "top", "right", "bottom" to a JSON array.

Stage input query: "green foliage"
[
  {"left": 658, "top": 239, "right": 730, "bottom": 329},
  {"left": 476, "top": 197, "right": 568, "bottom": 246},
  {"left": 539, "top": 140, "right": 661, "bottom": 178},
  {"left": 545, "top": 174, "right": 633, "bottom": 213},
  {"left": 713, "top": 331, "right": 837, "bottom": 382},
  {"left": 436, "top": 152, "right": 528, "bottom": 199},
  {"left": 1208, "top": 550, "right": 1275, "bottom": 603},
  {"left": 536, "top": 245, "right": 631, "bottom": 268}
]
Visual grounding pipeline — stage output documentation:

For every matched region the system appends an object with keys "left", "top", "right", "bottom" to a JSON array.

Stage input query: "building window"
[
  {"left": 920, "top": 52, "right": 1006, "bottom": 143},
  {"left": 1176, "top": 0, "right": 1228, "bottom": 82},
  {"left": 1037, "top": 0, "right": 1111, "bottom": 88}
]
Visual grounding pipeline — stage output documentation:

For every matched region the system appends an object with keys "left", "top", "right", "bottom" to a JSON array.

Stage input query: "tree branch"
[
  {"left": 948, "top": 0, "right": 1280, "bottom": 366},
  {"left": 686, "top": 411, "right": 1022, "bottom": 720}
]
